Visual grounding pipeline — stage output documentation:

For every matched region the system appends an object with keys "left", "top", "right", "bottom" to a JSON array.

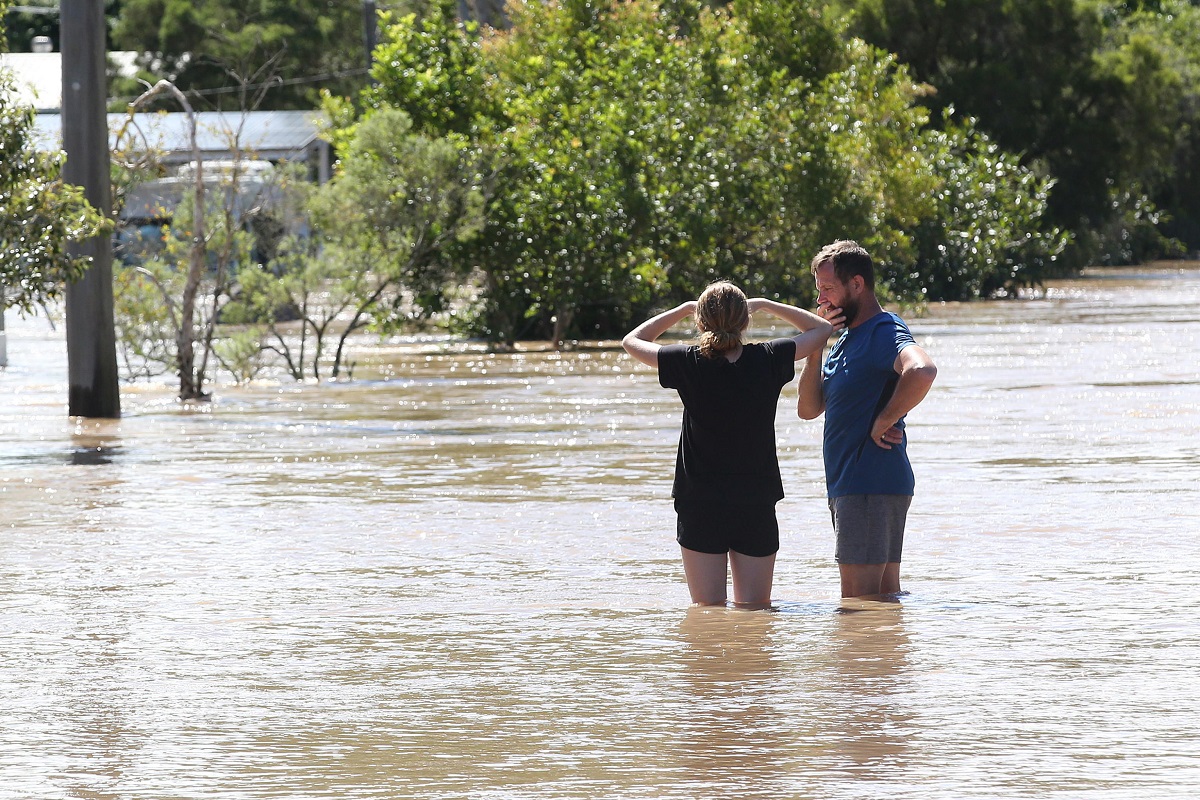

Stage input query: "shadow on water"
[
  {"left": 677, "top": 605, "right": 781, "bottom": 684},
  {"left": 669, "top": 603, "right": 915, "bottom": 795},
  {"left": 69, "top": 420, "right": 122, "bottom": 466},
  {"left": 821, "top": 601, "right": 913, "bottom": 770},
  {"left": 670, "top": 607, "right": 785, "bottom": 798},
  {"left": 69, "top": 445, "right": 122, "bottom": 466}
]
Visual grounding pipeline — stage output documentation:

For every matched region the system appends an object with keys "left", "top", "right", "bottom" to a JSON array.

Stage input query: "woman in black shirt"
[{"left": 622, "top": 282, "right": 832, "bottom": 608}]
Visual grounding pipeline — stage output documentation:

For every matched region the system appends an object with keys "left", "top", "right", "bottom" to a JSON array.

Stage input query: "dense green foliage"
[
  {"left": 1, "top": 17, "right": 111, "bottom": 314},
  {"left": 906, "top": 115, "right": 1067, "bottom": 299},
  {"left": 227, "top": 109, "right": 488, "bottom": 380},
  {"left": 44, "top": 0, "right": 1200, "bottom": 366},
  {"left": 109, "top": 0, "right": 369, "bottom": 109},
  {"left": 841, "top": 0, "right": 1200, "bottom": 266},
  {"left": 1116, "top": 2, "right": 1200, "bottom": 252},
  {"left": 349, "top": 0, "right": 1066, "bottom": 343}
]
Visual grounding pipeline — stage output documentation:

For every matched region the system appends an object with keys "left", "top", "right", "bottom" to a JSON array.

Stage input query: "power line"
[
  {"left": 109, "top": 66, "right": 371, "bottom": 106},
  {"left": 189, "top": 66, "right": 370, "bottom": 97}
]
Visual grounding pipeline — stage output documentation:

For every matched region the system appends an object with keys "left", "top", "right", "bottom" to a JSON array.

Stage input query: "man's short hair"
[{"left": 811, "top": 240, "right": 874, "bottom": 289}]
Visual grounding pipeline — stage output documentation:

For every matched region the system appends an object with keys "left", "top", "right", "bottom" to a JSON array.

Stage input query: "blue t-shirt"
[{"left": 822, "top": 311, "right": 917, "bottom": 498}]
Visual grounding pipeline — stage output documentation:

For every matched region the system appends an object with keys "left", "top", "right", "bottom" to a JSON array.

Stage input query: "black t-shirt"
[{"left": 657, "top": 338, "right": 797, "bottom": 504}]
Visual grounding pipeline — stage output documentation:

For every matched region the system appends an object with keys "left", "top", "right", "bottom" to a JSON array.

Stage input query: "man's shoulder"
[
  {"left": 866, "top": 310, "right": 909, "bottom": 329},
  {"left": 868, "top": 311, "right": 915, "bottom": 344}
]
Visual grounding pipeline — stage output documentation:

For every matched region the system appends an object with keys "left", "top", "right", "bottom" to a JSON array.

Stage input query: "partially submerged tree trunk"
[
  {"left": 128, "top": 80, "right": 208, "bottom": 400},
  {"left": 552, "top": 304, "right": 574, "bottom": 351}
]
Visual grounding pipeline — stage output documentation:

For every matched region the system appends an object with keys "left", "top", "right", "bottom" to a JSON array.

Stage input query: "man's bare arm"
[{"left": 869, "top": 345, "right": 938, "bottom": 448}]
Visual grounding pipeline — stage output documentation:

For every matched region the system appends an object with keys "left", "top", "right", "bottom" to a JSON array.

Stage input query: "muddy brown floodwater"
[{"left": 2, "top": 264, "right": 1198, "bottom": 798}]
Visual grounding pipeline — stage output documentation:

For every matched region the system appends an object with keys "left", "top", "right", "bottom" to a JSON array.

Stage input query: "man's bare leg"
[
  {"left": 729, "top": 551, "right": 776, "bottom": 609},
  {"left": 680, "top": 547, "right": 729, "bottom": 606},
  {"left": 839, "top": 562, "right": 890, "bottom": 599},
  {"left": 880, "top": 562, "right": 902, "bottom": 595}
]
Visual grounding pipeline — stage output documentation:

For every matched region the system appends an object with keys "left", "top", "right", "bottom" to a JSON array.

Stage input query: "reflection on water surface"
[{"left": 1, "top": 265, "right": 1199, "bottom": 798}]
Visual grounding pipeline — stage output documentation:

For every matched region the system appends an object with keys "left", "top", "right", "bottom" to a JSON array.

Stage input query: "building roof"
[
  {"left": 1, "top": 51, "right": 138, "bottom": 112},
  {"left": 1, "top": 52, "right": 62, "bottom": 112},
  {"left": 31, "top": 110, "right": 329, "bottom": 164}
]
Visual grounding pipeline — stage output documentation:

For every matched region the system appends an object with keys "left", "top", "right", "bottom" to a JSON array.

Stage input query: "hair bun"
[
  {"left": 696, "top": 281, "right": 748, "bottom": 358},
  {"left": 699, "top": 329, "right": 739, "bottom": 357}
]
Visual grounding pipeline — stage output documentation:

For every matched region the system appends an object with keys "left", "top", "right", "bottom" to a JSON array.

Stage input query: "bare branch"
[{"left": 132, "top": 266, "right": 181, "bottom": 330}]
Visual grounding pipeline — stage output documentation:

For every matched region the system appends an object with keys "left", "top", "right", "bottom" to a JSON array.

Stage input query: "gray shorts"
[{"left": 829, "top": 494, "right": 912, "bottom": 564}]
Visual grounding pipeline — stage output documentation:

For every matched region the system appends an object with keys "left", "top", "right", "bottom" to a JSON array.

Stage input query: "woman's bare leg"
[
  {"left": 729, "top": 551, "right": 776, "bottom": 608},
  {"left": 680, "top": 547, "right": 729, "bottom": 606}
]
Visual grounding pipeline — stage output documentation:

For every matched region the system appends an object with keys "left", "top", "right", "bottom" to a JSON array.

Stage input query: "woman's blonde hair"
[{"left": 695, "top": 281, "right": 749, "bottom": 359}]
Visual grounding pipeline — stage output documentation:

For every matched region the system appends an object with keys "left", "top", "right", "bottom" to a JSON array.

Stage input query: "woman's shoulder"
[
  {"left": 657, "top": 342, "right": 700, "bottom": 374},
  {"left": 747, "top": 338, "right": 797, "bottom": 356},
  {"left": 659, "top": 342, "right": 699, "bottom": 359}
]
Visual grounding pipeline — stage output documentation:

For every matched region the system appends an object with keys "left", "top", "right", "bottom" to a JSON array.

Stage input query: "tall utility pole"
[
  {"left": 362, "top": 0, "right": 378, "bottom": 78},
  {"left": 61, "top": 0, "right": 120, "bottom": 418}
]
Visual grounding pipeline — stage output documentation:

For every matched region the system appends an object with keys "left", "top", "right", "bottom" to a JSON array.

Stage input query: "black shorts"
[{"left": 674, "top": 498, "right": 780, "bottom": 558}]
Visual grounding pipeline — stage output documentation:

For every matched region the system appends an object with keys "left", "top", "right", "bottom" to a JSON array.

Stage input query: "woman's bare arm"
[{"left": 622, "top": 302, "right": 697, "bottom": 367}]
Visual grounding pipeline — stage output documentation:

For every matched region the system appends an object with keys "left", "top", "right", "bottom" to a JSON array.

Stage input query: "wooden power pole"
[
  {"left": 61, "top": 0, "right": 120, "bottom": 418},
  {"left": 363, "top": 0, "right": 378, "bottom": 74}
]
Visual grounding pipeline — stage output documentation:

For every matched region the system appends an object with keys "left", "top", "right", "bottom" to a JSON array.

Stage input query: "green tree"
[
  {"left": 2, "top": 1, "right": 123, "bottom": 53},
  {"left": 356, "top": 0, "right": 1069, "bottom": 343},
  {"left": 1107, "top": 1, "right": 1200, "bottom": 252},
  {"left": 363, "top": 0, "right": 502, "bottom": 137},
  {"left": 843, "top": 0, "right": 1188, "bottom": 264},
  {"left": 233, "top": 107, "right": 489, "bottom": 379},
  {"left": 471, "top": 0, "right": 690, "bottom": 344},
  {"left": 111, "top": 164, "right": 255, "bottom": 393},
  {"left": 110, "top": 0, "right": 369, "bottom": 110},
  {"left": 113, "top": 158, "right": 312, "bottom": 387},
  {"left": 1, "top": 63, "right": 110, "bottom": 314},
  {"left": 903, "top": 115, "right": 1071, "bottom": 300},
  {"left": 372, "top": 0, "right": 894, "bottom": 343},
  {"left": 3, "top": 1, "right": 58, "bottom": 53},
  {"left": 113, "top": 80, "right": 262, "bottom": 397}
]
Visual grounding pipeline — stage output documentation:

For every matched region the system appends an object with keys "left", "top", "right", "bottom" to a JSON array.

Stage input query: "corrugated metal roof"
[
  {"left": 0, "top": 53, "right": 61, "bottom": 112},
  {"left": 32, "top": 110, "right": 328, "bottom": 162},
  {"left": 1, "top": 51, "right": 139, "bottom": 112}
]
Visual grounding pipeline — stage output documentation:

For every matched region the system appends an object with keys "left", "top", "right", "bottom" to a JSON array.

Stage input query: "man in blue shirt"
[{"left": 797, "top": 241, "right": 938, "bottom": 599}]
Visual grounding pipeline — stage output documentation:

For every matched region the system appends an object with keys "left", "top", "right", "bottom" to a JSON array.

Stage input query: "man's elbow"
[
  {"left": 797, "top": 401, "right": 823, "bottom": 420},
  {"left": 914, "top": 363, "right": 938, "bottom": 387}
]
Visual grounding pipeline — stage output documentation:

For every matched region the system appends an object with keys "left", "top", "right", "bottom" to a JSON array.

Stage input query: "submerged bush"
[{"left": 337, "top": 0, "right": 1070, "bottom": 342}]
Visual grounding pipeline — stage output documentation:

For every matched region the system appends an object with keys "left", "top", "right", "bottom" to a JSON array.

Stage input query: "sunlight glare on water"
[{"left": 1, "top": 265, "right": 1199, "bottom": 798}]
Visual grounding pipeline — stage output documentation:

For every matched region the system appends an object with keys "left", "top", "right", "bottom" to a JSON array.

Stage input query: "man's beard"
[{"left": 841, "top": 296, "right": 861, "bottom": 327}]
